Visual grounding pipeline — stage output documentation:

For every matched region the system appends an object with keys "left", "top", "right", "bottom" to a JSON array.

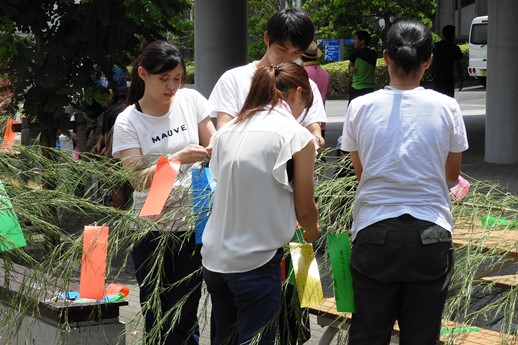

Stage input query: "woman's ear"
[
  {"left": 383, "top": 49, "right": 390, "bottom": 65},
  {"left": 292, "top": 87, "right": 303, "bottom": 102},
  {"left": 137, "top": 66, "right": 147, "bottom": 80},
  {"left": 263, "top": 32, "right": 269, "bottom": 47},
  {"left": 423, "top": 54, "right": 433, "bottom": 70}
]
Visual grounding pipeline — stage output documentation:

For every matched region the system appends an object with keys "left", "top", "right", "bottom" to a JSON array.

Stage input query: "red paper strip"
[
  {"left": 79, "top": 226, "right": 109, "bottom": 300},
  {"left": 139, "top": 157, "right": 180, "bottom": 216}
]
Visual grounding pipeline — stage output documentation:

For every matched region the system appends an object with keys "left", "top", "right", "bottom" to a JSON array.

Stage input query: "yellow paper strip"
[{"left": 289, "top": 242, "right": 324, "bottom": 308}]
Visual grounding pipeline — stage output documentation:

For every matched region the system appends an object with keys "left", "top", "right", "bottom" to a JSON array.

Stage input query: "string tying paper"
[{"left": 139, "top": 157, "right": 180, "bottom": 216}]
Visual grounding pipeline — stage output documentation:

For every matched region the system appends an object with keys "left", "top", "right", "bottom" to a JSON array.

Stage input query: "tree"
[
  {"left": 248, "top": 1, "right": 303, "bottom": 61},
  {"left": 0, "top": 0, "right": 192, "bottom": 149},
  {"left": 303, "top": 0, "right": 437, "bottom": 51}
]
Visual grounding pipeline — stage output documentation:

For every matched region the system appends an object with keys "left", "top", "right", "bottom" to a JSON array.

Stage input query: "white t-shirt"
[
  {"left": 341, "top": 87, "right": 469, "bottom": 240},
  {"left": 112, "top": 88, "right": 213, "bottom": 230},
  {"left": 209, "top": 62, "right": 327, "bottom": 128},
  {"left": 201, "top": 106, "right": 314, "bottom": 273}
]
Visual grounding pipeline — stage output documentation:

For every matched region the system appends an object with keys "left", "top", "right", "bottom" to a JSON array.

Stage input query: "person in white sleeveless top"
[{"left": 202, "top": 62, "right": 320, "bottom": 345}]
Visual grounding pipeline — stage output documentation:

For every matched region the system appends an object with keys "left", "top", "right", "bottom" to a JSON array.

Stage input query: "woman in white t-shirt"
[
  {"left": 112, "top": 40, "right": 215, "bottom": 345},
  {"left": 340, "top": 21, "right": 468, "bottom": 345},
  {"left": 201, "top": 62, "right": 320, "bottom": 345}
]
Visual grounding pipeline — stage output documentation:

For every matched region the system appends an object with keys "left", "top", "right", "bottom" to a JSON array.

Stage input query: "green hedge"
[{"left": 322, "top": 43, "right": 471, "bottom": 98}]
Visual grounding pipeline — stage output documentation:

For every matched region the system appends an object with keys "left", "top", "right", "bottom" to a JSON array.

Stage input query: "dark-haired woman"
[
  {"left": 340, "top": 20, "right": 468, "bottom": 345},
  {"left": 201, "top": 62, "right": 320, "bottom": 345},
  {"left": 112, "top": 40, "right": 215, "bottom": 345}
]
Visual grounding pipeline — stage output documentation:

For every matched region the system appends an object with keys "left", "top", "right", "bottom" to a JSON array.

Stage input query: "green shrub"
[
  {"left": 185, "top": 61, "right": 195, "bottom": 84},
  {"left": 322, "top": 43, "right": 471, "bottom": 98}
]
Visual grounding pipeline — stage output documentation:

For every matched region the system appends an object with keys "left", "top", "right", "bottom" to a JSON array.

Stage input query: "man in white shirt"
[{"left": 209, "top": 8, "right": 327, "bottom": 149}]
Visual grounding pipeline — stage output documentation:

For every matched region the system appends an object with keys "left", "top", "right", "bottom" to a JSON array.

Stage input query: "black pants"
[
  {"left": 132, "top": 231, "right": 202, "bottom": 345},
  {"left": 349, "top": 214, "right": 454, "bottom": 345}
]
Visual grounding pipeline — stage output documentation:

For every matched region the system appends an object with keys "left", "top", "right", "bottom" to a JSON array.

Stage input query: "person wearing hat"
[{"left": 301, "top": 41, "right": 330, "bottom": 139}]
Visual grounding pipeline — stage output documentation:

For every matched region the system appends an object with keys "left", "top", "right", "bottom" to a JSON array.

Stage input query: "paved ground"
[{"left": 115, "top": 84, "right": 518, "bottom": 345}]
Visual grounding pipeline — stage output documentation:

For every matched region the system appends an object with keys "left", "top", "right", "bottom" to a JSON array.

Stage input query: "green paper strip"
[
  {"left": 481, "top": 216, "right": 518, "bottom": 228},
  {"left": 327, "top": 233, "right": 355, "bottom": 312},
  {"left": 0, "top": 180, "right": 26, "bottom": 252},
  {"left": 440, "top": 326, "right": 480, "bottom": 335}
]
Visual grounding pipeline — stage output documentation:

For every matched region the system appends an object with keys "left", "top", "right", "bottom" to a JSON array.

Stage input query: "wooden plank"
[
  {"left": 308, "top": 297, "right": 350, "bottom": 323},
  {"left": 453, "top": 226, "right": 518, "bottom": 259},
  {"left": 480, "top": 274, "right": 518, "bottom": 289}
]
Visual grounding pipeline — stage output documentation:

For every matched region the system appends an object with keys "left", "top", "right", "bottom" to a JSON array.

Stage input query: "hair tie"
[{"left": 270, "top": 64, "right": 280, "bottom": 76}]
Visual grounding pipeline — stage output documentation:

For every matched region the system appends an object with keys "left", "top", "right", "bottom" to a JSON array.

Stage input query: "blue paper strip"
[{"left": 192, "top": 167, "right": 215, "bottom": 244}]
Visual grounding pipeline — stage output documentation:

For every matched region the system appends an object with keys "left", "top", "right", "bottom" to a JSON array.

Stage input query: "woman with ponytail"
[
  {"left": 201, "top": 62, "right": 320, "bottom": 345},
  {"left": 340, "top": 20, "right": 468, "bottom": 345},
  {"left": 112, "top": 40, "right": 215, "bottom": 344}
]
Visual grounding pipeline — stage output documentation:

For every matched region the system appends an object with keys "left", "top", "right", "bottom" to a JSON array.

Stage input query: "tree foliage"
[
  {"left": 0, "top": 0, "right": 192, "bottom": 145},
  {"left": 248, "top": 1, "right": 297, "bottom": 61},
  {"left": 247, "top": 0, "right": 436, "bottom": 61},
  {"left": 303, "top": 0, "right": 437, "bottom": 51}
]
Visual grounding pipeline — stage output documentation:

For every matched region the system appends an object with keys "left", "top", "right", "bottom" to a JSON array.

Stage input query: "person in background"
[
  {"left": 202, "top": 62, "right": 320, "bottom": 345},
  {"left": 341, "top": 20, "right": 468, "bottom": 345},
  {"left": 431, "top": 25, "right": 464, "bottom": 97},
  {"left": 301, "top": 41, "right": 330, "bottom": 139},
  {"left": 210, "top": 8, "right": 327, "bottom": 151},
  {"left": 112, "top": 40, "right": 215, "bottom": 345},
  {"left": 348, "top": 30, "right": 378, "bottom": 102}
]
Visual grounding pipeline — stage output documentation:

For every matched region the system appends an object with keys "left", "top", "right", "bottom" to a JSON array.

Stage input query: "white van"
[{"left": 468, "top": 16, "right": 488, "bottom": 87}]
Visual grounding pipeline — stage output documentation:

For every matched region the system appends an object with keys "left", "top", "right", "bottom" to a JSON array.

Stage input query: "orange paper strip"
[
  {"left": 79, "top": 226, "right": 109, "bottom": 300},
  {"left": 139, "top": 157, "right": 180, "bottom": 216},
  {"left": 105, "top": 283, "right": 129, "bottom": 297},
  {"left": 2, "top": 119, "right": 20, "bottom": 149}
]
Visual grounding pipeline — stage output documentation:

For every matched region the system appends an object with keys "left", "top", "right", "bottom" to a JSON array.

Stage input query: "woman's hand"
[
  {"left": 205, "top": 135, "right": 214, "bottom": 155},
  {"left": 303, "top": 224, "right": 321, "bottom": 243},
  {"left": 169, "top": 144, "right": 210, "bottom": 164}
]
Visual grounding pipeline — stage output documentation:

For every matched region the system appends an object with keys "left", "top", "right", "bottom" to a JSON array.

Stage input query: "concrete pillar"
[
  {"left": 485, "top": 0, "right": 518, "bottom": 163},
  {"left": 194, "top": 0, "right": 248, "bottom": 98},
  {"left": 475, "top": 0, "right": 488, "bottom": 16},
  {"left": 434, "top": 0, "right": 456, "bottom": 33}
]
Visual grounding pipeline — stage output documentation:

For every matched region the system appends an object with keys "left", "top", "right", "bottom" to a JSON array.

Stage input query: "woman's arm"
[
  {"left": 349, "top": 151, "right": 363, "bottom": 181},
  {"left": 119, "top": 147, "right": 153, "bottom": 190},
  {"left": 293, "top": 141, "right": 320, "bottom": 242},
  {"left": 445, "top": 151, "right": 462, "bottom": 182},
  {"left": 198, "top": 115, "right": 216, "bottom": 153}
]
